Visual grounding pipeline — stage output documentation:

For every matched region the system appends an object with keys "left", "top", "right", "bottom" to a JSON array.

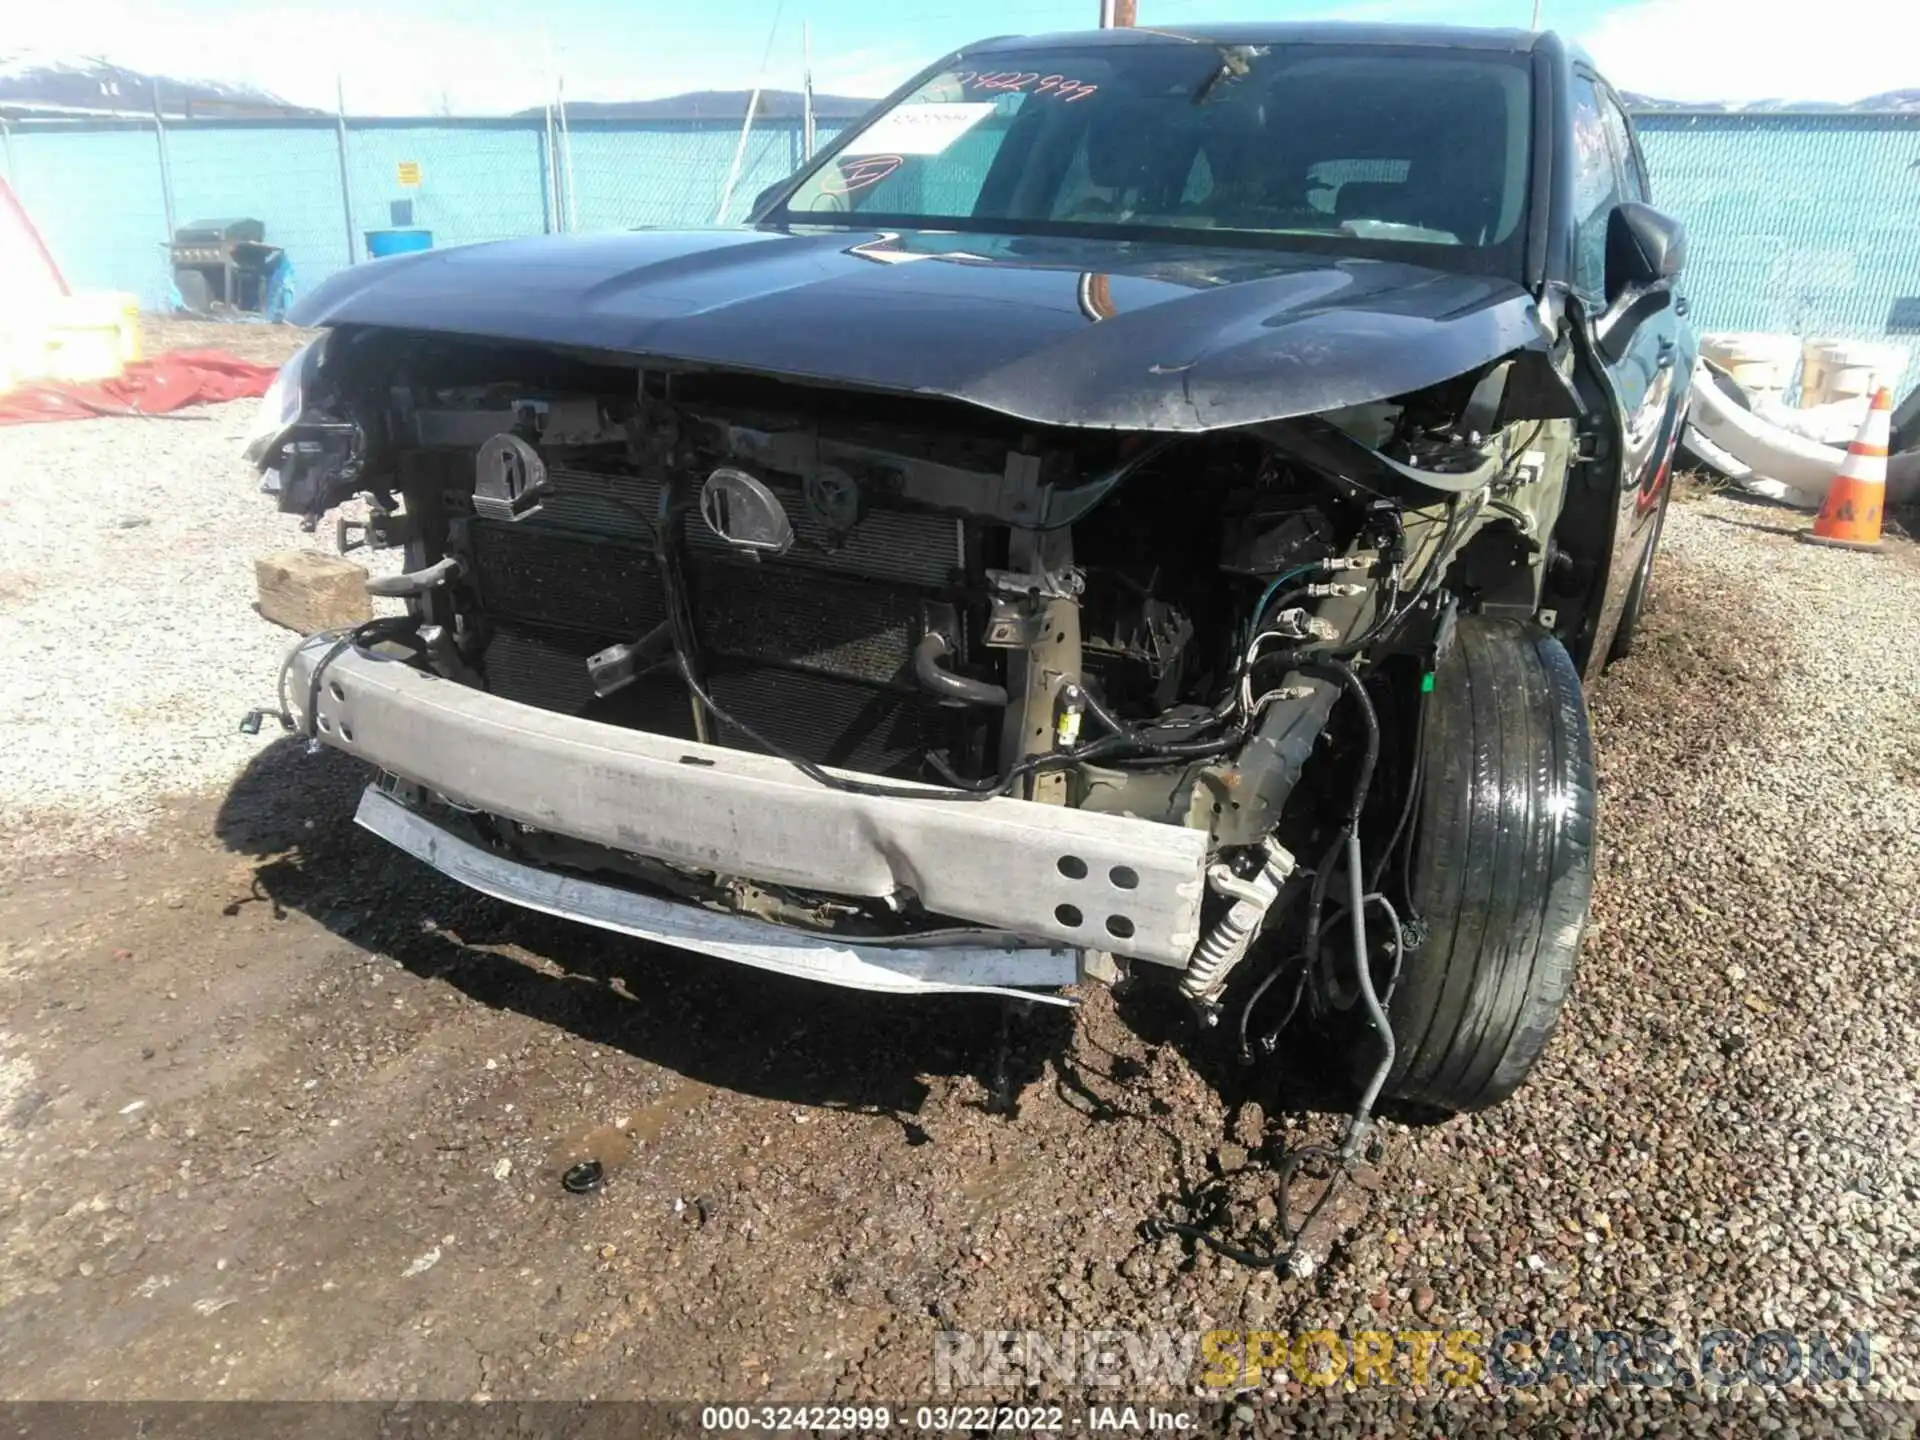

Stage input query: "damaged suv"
[{"left": 244, "top": 24, "right": 1692, "bottom": 1119}]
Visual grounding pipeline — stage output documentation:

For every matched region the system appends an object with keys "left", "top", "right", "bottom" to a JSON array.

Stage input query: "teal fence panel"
[
  {"left": 4, "top": 122, "right": 172, "bottom": 308},
  {"left": 166, "top": 123, "right": 354, "bottom": 303},
  {"left": 345, "top": 122, "right": 552, "bottom": 260},
  {"left": 4, "top": 108, "right": 1916, "bottom": 398},
  {"left": 1638, "top": 112, "right": 1920, "bottom": 397},
  {"left": 568, "top": 119, "right": 802, "bottom": 232}
]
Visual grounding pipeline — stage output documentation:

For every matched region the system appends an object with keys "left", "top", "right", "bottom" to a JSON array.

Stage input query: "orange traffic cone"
[{"left": 1801, "top": 386, "right": 1890, "bottom": 551}]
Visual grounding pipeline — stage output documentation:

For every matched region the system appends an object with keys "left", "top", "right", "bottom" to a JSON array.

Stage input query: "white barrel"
[
  {"left": 1799, "top": 339, "right": 1909, "bottom": 408},
  {"left": 1698, "top": 332, "right": 1800, "bottom": 397}
]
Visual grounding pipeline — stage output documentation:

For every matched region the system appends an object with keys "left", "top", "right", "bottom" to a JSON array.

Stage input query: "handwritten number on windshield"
[{"left": 952, "top": 71, "right": 1098, "bottom": 102}]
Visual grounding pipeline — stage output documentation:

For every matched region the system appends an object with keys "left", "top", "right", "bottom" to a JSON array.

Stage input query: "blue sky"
[{"left": 8, "top": 0, "right": 1915, "bottom": 113}]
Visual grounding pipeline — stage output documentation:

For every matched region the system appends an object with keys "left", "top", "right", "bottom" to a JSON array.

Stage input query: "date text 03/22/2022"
[{"left": 698, "top": 1404, "right": 1199, "bottom": 1431}]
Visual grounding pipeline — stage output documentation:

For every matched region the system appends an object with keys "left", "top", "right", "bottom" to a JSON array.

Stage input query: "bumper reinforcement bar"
[{"left": 291, "top": 636, "right": 1208, "bottom": 966}]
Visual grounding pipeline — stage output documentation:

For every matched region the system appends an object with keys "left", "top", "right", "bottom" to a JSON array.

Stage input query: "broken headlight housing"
[{"left": 241, "top": 333, "right": 327, "bottom": 470}]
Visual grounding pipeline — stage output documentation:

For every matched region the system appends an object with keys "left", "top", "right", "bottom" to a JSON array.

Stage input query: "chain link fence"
[
  {"left": 3, "top": 104, "right": 1917, "bottom": 396},
  {"left": 0, "top": 108, "right": 837, "bottom": 311}
]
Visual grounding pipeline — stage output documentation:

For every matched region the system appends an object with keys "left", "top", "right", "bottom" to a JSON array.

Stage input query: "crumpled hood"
[{"left": 292, "top": 226, "right": 1551, "bottom": 431}]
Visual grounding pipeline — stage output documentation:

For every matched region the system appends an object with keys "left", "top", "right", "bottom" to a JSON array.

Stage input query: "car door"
[
  {"left": 1597, "top": 81, "right": 1693, "bottom": 520},
  {"left": 1569, "top": 71, "right": 1691, "bottom": 669}
]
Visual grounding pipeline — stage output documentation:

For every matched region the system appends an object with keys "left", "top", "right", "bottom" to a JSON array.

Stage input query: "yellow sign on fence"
[{"left": 396, "top": 161, "right": 422, "bottom": 187}]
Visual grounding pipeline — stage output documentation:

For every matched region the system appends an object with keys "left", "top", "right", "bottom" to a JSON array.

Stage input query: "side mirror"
[{"left": 1606, "top": 202, "right": 1687, "bottom": 300}]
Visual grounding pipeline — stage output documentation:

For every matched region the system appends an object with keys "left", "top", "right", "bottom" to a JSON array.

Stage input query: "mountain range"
[
  {"left": 0, "top": 51, "right": 318, "bottom": 118},
  {"left": 1623, "top": 88, "right": 1920, "bottom": 113}
]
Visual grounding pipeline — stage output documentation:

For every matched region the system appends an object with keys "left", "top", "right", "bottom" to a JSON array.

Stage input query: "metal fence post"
[
  {"left": 152, "top": 80, "right": 177, "bottom": 241},
  {"left": 335, "top": 77, "right": 358, "bottom": 266},
  {"left": 557, "top": 77, "right": 576, "bottom": 232},
  {"left": 542, "top": 103, "right": 558, "bottom": 234},
  {"left": 802, "top": 21, "right": 816, "bottom": 162}
]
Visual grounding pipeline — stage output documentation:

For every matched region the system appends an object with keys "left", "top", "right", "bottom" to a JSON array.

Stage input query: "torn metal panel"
[{"left": 357, "top": 787, "right": 1080, "bottom": 1003}]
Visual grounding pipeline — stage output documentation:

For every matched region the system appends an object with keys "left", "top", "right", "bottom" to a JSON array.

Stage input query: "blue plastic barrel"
[{"left": 365, "top": 228, "right": 433, "bottom": 259}]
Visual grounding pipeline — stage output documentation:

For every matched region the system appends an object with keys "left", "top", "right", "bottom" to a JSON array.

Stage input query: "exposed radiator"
[
  {"left": 470, "top": 523, "right": 926, "bottom": 688},
  {"left": 537, "top": 465, "right": 965, "bottom": 588},
  {"left": 460, "top": 469, "right": 974, "bottom": 779},
  {"left": 481, "top": 625, "right": 950, "bottom": 776}
]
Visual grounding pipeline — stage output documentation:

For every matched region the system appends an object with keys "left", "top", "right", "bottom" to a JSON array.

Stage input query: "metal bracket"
[
  {"left": 473, "top": 433, "right": 551, "bottom": 522},
  {"left": 983, "top": 593, "right": 1049, "bottom": 649},
  {"left": 418, "top": 623, "right": 482, "bottom": 686},
  {"left": 366, "top": 555, "right": 463, "bottom": 599},
  {"left": 338, "top": 509, "right": 416, "bottom": 555},
  {"left": 995, "top": 451, "right": 1046, "bottom": 526},
  {"left": 586, "top": 621, "right": 674, "bottom": 698}
]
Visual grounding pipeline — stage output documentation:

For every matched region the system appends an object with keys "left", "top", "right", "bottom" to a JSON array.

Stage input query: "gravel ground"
[
  {"left": 0, "top": 396, "right": 1916, "bottom": 1429},
  {"left": 0, "top": 389, "right": 393, "bottom": 864}
]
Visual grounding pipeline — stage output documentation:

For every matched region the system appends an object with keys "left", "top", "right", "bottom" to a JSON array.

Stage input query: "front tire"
[{"left": 1379, "top": 616, "right": 1595, "bottom": 1115}]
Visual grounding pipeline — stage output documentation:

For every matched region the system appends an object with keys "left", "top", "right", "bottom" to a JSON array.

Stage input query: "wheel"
[
  {"left": 1606, "top": 483, "right": 1670, "bottom": 665},
  {"left": 1376, "top": 616, "right": 1595, "bottom": 1114}
]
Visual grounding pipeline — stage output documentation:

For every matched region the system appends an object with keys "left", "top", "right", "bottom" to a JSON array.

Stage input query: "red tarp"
[{"left": 0, "top": 349, "right": 280, "bottom": 426}]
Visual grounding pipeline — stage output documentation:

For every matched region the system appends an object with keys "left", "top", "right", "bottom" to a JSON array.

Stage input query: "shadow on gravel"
[
  {"left": 215, "top": 738, "right": 1071, "bottom": 1125},
  {"left": 213, "top": 736, "right": 1400, "bottom": 1142},
  {"left": 1693, "top": 510, "right": 1803, "bottom": 540}
]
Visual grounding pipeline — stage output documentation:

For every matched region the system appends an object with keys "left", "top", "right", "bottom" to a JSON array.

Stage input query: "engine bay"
[
  {"left": 256, "top": 328, "right": 1593, "bottom": 1005},
  {"left": 275, "top": 343, "right": 1565, "bottom": 808}
]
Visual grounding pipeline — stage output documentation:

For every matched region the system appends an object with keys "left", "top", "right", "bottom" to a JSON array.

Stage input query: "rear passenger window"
[{"left": 1569, "top": 75, "right": 1621, "bottom": 300}]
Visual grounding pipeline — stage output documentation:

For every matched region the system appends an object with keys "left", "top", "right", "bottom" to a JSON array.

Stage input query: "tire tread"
[{"left": 1381, "top": 617, "right": 1595, "bottom": 1114}]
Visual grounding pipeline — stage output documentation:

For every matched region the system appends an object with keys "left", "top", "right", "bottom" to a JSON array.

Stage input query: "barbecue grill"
[{"left": 169, "top": 217, "right": 290, "bottom": 317}]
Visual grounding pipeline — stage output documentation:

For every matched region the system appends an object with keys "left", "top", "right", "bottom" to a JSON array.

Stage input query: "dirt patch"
[
  {"left": 0, "top": 499, "right": 1916, "bottom": 1412},
  {"left": 141, "top": 315, "right": 315, "bottom": 367}
]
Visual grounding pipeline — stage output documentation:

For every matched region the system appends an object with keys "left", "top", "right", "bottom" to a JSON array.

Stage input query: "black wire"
[
  {"left": 1298, "top": 659, "right": 1381, "bottom": 831},
  {"left": 1294, "top": 831, "right": 1348, "bottom": 1013},
  {"left": 1258, "top": 658, "right": 1380, "bottom": 1042},
  {"left": 1236, "top": 943, "right": 1307, "bottom": 1063},
  {"left": 1365, "top": 892, "right": 1406, "bottom": 1006},
  {"left": 676, "top": 649, "right": 1246, "bottom": 802},
  {"left": 1337, "top": 436, "right": 1539, "bottom": 660},
  {"left": 675, "top": 650, "right": 1014, "bottom": 801},
  {"left": 1146, "top": 1139, "right": 1347, "bottom": 1271},
  {"left": 1151, "top": 658, "right": 1387, "bottom": 1274},
  {"left": 301, "top": 616, "right": 419, "bottom": 738},
  {"left": 1323, "top": 493, "right": 1477, "bottom": 661}
]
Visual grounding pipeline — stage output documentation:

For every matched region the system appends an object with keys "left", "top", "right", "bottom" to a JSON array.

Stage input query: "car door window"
[
  {"left": 1569, "top": 74, "right": 1620, "bottom": 301},
  {"left": 1598, "top": 88, "right": 1649, "bottom": 203}
]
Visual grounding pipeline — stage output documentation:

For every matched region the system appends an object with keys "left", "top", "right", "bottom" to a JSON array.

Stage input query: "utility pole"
[
  {"left": 151, "top": 77, "right": 176, "bottom": 242},
  {"left": 716, "top": 0, "right": 785, "bottom": 221},
  {"left": 802, "top": 19, "right": 817, "bottom": 163},
  {"left": 556, "top": 69, "right": 576, "bottom": 232},
  {"left": 1098, "top": 0, "right": 1114, "bottom": 25},
  {"left": 334, "top": 75, "right": 357, "bottom": 265},
  {"left": 1530, "top": 0, "right": 1541, "bottom": 28},
  {"left": 1113, "top": 0, "right": 1137, "bottom": 24}
]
